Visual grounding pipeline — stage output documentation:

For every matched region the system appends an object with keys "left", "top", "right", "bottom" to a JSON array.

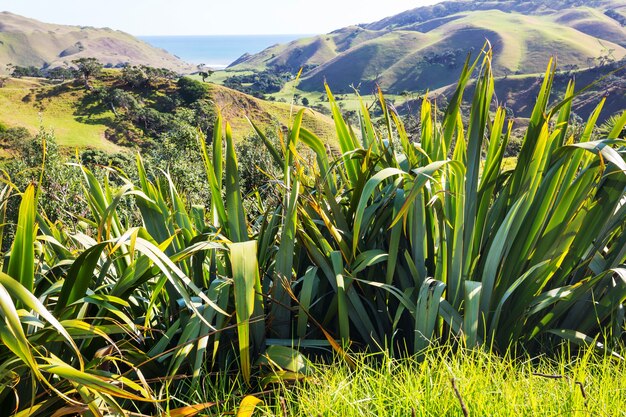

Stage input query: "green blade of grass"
[{"left": 7, "top": 184, "right": 36, "bottom": 297}]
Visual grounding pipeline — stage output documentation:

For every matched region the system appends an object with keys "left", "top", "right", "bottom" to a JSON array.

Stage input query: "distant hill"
[
  {"left": 0, "top": 12, "right": 193, "bottom": 73},
  {"left": 228, "top": 0, "right": 626, "bottom": 93},
  {"left": 402, "top": 59, "right": 625, "bottom": 122}
]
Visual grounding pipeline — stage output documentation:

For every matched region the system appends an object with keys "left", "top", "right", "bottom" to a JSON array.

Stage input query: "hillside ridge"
[
  {"left": 0, "top": 11, "right": 193, "bottom": 73},
  {"left": 228, "top": 0, "right": 626, "bottom": 93}
]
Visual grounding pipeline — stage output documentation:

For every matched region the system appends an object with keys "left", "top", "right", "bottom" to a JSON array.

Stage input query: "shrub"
[
  {"left": 177, "top": 76, "right": 209, "bottom": 104},
  {"left": 0, "top": 126, "right": 32, "bottom": 149},
  {"left": 105, "top": 119, "right": 147, "bottom": 147}
]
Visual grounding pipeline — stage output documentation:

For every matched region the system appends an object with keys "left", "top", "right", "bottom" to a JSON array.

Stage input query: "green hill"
[
  {"left": 0, "top": 77, "right": 120, "bottom": 152},
  {"left": 427, "top": 59, "right": 626, "bottom": 122},
  {"left": 0, "top": 73, "right": 336, "bottom": 159},
  {"left": 206, "top": 83, "right": 336, "bottom": 140},
  {"left": 0, "top": 12, "right": 193, "bottom": 73},
  {"left": 228, "top": 0, "right": 626, "bottom": 93}
]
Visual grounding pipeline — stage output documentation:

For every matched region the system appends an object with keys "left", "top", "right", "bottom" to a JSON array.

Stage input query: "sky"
[{"left": 1, "top": 0, "right": 441, "bottom": 35}]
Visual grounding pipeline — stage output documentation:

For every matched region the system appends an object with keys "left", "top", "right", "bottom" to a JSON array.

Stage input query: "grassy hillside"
[
  {"left": 227, "top": 0, "right": 626, "bottom": 93},
  {"left": 428, "top": 60, "right": 626, "bottom": 122},
  {"left": 0, "top": 73, "right": 336, "bottom": 159},
  {"left": 0, "top": 12, "right": 193, "bottom": 73},
  {"left": 206, "top": 83, "right": 336, "bottom": 140},
  {"left": 0, "top": 77, "right": 120, "bottom": 152}
]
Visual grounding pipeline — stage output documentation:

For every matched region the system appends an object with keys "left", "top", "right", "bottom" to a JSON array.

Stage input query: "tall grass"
[
  {"left": 0, "top": 48, "right": 624, "bottom": 414},
  {"left": 272, "top": 348, "right": 626, "bottom": 416}
]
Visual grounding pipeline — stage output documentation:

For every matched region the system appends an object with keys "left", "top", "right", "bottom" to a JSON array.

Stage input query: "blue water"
[{"left": 139, "top": 35, "right": 310, "bottom": 69}]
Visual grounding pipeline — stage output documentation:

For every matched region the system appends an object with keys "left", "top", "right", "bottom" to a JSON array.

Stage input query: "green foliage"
[
  {"left": 0, "top": 126, "right": 31, "bottom": 150},
  {"left": 235, "top": 133, "right": 281, "bottom": 195},
  {"left": 191, "top": 99, "right": 218, "bottom": 136},
  {"left": 280, "top": 52, "right": 626, "bottom": 355},
  {"left": 177, "top": 76, "right": 209, "bottom": 104},
  {"left": 0, "top": 129, "right": 128, "bottom": 252},
  {"left": 197, "top": 68, "right": 214, "bottom": 82},
  {"left": 0, "top": 49, "right": 624, "bottom": 415},
  {"left": 9, "top": 65, "right": 44, "bottom": 78},
  {"left": 45, "top": 66, "right": 76, "bottom": 81},
  {"left": 121, "top": 64, "right": 178, "bottom": 89},
  {"left": 223, "top": 69, "right": 293, "bottom": 98},
  {"left": 72, "top": 57, "right": 103, "bottom": 88}
]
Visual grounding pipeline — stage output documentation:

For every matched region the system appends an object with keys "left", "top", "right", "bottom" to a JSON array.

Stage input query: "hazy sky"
[{"left": 1, "top": 0, "right": 440, "bottom": 35}]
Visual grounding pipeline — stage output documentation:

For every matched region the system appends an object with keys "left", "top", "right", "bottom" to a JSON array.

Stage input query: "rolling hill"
[
  {"left": 397, "top": 59, "right": 626, "bottom": 123},
  {"left": 0, "top": 12, "right": 193, "bottom": 73},
  {"left": 228, "top": 0, "right": 626, "bottom": 93},
  {"left": 0, "top": 74, "right": 335, "bottom": 158}
]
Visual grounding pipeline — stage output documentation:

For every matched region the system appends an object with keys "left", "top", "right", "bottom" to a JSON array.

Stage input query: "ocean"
[{"left": 139, "top": 35, "right": 310, "bottom": 69}]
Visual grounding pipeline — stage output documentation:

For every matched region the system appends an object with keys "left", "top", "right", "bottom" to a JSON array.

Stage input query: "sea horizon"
[{"left": 139, "top": 34, "right": 314, "bottom": 69}]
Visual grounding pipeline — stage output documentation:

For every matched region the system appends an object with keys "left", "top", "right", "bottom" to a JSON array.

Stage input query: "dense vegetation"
[
  {"left": 0, "top": 48, "right": 624, "bottom": 416},
  {"left": 223, "top": 70, "right": 294, "bottom": 98}
]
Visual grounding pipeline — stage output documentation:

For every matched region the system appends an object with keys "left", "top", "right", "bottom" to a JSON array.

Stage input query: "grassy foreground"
[{"left": 196, "top": 348, "right": 626, "bottom": 416}]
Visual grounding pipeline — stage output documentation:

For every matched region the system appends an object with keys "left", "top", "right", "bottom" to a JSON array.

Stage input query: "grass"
[
  {"left": 0, "top": 78, "right": 120, "bottom": 152},
  {"left": 288, "top": 350, "right": 624, "bottom": 416},
  {"left": 187, "top": 347, "right": 626, "bottom": 416}
]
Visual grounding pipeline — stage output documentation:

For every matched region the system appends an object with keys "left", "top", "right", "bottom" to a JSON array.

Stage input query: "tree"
[
  {"left": 177, "top": 77, "right": 209, "bottom": 104},
  {"left": 197, "top": 64, "right": 214, "bottom": 82},
  {"left": 10, "top": 65, "right": 44, "bottom": 78},
  {"left": 198, "top": 70, "right": 214, "bottom": 82},
  {"left": 121, "top": 65, "right": 149, "bottom": 89},
  {"left": 122, "top": 65, "right": 178, "bottom": 89},
  {"left": 46, "top": 67, "right": 75, "bottom": 81},
  {"left": 301, "top": 97, "right": 310, "bottom": 107},
  {"left": 103, "top": 89, "right": 141, "bottom": 116},
  {"left": 72, "top": 57, "right": 103, "bottom": 89}
]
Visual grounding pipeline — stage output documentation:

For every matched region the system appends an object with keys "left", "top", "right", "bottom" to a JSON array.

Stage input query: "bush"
[
  {"left": 0, "top": 126, "right": 32, "bottom": 149},
  {"left": 105, "top": 120, "right": 147, "bottom": 147},
  {"left": 45, "top": 66, "right": 76, "bottom": 81},
  {"left": 177, "top": 76, "right": 209, "bottom": 104},
  {"left": 80, "top": 149, "right": 133, "bottom": 168},
  {"left": 223, "top": 69, "right": 292, "bottom": 95},
  {"left": 235, "top": 133, "right": 282, "bottom": 218}
]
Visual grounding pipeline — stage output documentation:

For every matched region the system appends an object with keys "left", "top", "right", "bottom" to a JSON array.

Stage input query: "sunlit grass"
[
  {"left": 0, "top": 79, "right": 120, "bottom": 151},
  {"left": 182, "top": 347, "right": 626, "bottom": 416}
]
